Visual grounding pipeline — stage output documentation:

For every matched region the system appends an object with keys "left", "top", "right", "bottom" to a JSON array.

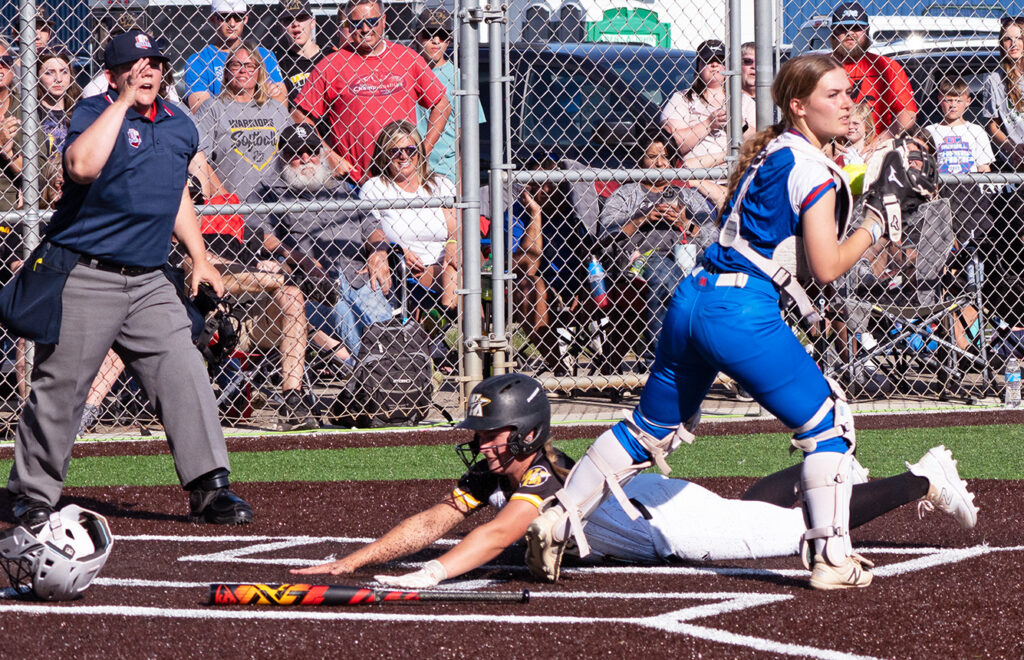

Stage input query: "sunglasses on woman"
[
  {"left": 388, "top": 146, "right": 418, "bottom": 160},
  {"left": 347, "top": 16, "right": 382, "bottom": 30}
]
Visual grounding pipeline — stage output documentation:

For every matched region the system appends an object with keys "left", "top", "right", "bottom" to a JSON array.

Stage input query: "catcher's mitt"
[{"left": 860, "top": 138, "right": 940, "bottom": 243}]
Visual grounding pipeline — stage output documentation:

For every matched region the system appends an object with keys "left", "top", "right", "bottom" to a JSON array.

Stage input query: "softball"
[{"left": 844, "top": 163, "right": 867, "bottom": 196}]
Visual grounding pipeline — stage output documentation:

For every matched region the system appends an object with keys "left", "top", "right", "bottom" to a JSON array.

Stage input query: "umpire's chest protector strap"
[{"left": 717, "top": 134, "right": 853, "bottom": 327}]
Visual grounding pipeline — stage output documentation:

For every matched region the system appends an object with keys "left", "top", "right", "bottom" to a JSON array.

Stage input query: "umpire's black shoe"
[
  {"left": 187, "top": 470, "right": 254, "bottom": 525},
  {"left": 10, "top": 493, "right": 55, "bottom": 530}
]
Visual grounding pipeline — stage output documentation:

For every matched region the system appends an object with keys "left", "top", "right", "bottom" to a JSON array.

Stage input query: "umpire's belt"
[
  {"left": 692, "top": 266, "right": 748, "bottom": 288},
  {"left": 78, "top": 255, "right": 161, "bottom": 277}
]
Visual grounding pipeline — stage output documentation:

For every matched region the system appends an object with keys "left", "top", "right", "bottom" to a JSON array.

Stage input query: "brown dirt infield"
[{"left": 0, "top": 414, "right": 1021, "bottom": 658}]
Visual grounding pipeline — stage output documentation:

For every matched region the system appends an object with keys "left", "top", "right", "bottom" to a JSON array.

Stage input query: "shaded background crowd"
[{"left": 0, "top": 0, "right": 1022, "bottom": 435}]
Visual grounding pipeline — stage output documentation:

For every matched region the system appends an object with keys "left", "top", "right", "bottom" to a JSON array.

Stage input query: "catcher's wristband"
[{"left": 859, "top": 218, "right": 883, "bottom": 245}]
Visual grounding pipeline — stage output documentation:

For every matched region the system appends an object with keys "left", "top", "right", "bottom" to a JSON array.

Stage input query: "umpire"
[{"left": 3, "top": 31, "right": 253, "bottom": 526}]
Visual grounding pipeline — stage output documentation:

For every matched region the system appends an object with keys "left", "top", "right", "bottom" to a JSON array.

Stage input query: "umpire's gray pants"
[{"left": 7, "top": 264, "right": 230, "bottom": 506}]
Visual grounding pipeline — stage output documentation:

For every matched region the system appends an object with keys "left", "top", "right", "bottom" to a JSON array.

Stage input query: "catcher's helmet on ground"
[
  {"left": 456, "top": 373, "right": 551, "bottom": 467},
  {"left": 0, "top": 505, "right": 113, "bottom": 601}
]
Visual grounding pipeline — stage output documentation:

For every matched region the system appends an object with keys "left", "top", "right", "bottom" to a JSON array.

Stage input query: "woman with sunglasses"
[
  {"left": 361, "top": 120, "right": 457, "bottom": 313},
  {"left": 193, "top": 42, "right": 292, "bottom": 202},
  {"left": 661, "top": 39, "right": 755, "bottom": 206}
]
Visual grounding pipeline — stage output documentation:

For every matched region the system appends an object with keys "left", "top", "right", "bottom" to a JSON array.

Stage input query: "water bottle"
[
  {"left": 1005, "top": 357, "right": 1021, "bottom": 408},
  {"left": 587, "top": 257, "right": 610, "bottom": 309}
]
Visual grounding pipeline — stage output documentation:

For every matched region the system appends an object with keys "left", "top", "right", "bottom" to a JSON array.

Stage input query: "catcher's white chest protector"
[{"left": 718, "top": 132, "right": 854, "bottom": 326}]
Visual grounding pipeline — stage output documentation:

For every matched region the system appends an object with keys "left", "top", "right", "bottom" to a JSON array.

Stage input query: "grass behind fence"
[{"left": 2, "top": 424, "right": 1019, "bottom": 488}]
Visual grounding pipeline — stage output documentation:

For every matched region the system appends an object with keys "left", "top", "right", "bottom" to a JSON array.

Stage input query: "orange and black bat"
[{"left": 209, "top": 583, "right": 529, "bottom": 606}]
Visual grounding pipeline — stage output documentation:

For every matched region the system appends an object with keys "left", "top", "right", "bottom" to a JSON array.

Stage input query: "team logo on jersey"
[
  {"left": 134, "top": 34, "right": 152, "bottom": 50},
  {"left": 127, "top": 128, "right": 141, "bottom": 148},
  {"left": 520, "top": 466, "right": 551, "bottom": 487},
  {"left": 467, "top": 393, "right": 490, "bottom": 417}
]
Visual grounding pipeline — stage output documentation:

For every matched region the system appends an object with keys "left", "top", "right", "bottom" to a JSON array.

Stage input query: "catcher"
[
  {"left": 524, "top": 54, "right": 939, "bottom": 591},
  {"left": 290, "top": 373, "right": 976, "bottom": 588}
]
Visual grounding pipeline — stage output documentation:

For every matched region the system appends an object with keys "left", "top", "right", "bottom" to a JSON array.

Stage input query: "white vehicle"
[{"left": 791, "top": 14, "right": 1000, "bottom": 56}]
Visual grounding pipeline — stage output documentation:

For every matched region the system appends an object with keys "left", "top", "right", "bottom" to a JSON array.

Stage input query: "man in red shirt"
[
  {"left": 830, "top": 1, "right": 917, "bottom": 141},
  {"left": 292, "top": 0, "right": 451, "bottom": 183}
]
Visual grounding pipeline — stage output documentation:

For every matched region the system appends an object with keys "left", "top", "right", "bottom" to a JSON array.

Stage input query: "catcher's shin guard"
[{"left": 800, "top": 450, "right": 857, "bottom": 567}]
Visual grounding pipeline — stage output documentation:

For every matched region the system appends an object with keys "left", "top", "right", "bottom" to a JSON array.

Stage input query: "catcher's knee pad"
[
  {"left": 799, "top": 449, "right": 856, "bottom": 567},
  {"left": 622, "top": 409, "right": 701, "bottom": 474},
  {"left": 790, "top": 377, "right": 856, "bottom": 455}
]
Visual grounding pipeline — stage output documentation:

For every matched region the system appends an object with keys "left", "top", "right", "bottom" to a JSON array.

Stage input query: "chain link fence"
[{"left": 0, "top": 0, "right": 1022, "bottom": 439}]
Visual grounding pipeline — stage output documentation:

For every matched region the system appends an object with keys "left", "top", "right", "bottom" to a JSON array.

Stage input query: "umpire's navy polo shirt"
[{"left": 46, "top": 90, "right": 199, "bottom": 267}]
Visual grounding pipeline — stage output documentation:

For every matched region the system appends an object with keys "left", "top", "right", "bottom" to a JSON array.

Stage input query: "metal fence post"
[
  {"left": 17, "top": 0, "right": 42, "bottom": 378},
  {"left": 487, "top": 3, "right": 510, "bottom": 375},
  {"left": 727, "top": 0, "right": 743, "bottom": 158},
  {"left": 754, "top": 0, "right": 775, "bottom": 130},
  {"left": 459, "top": 0, "right": 485, "bottom": 396}
]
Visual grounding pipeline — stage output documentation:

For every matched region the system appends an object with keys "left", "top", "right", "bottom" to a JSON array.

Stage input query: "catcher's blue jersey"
[
  {"left": 611, "top": 130, "right": 848, "bottom": 461},
  {"left": 704, "top": 130, "right": 837, "bottom": 281}
]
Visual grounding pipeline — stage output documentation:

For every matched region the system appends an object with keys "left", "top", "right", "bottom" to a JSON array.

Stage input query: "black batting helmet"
[{"left": 456, "top": 373, "right": 550, "bottom": 467}]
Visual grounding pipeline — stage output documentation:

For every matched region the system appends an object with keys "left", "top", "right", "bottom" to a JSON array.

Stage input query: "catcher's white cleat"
[
  {"left": 906, "top": 445, "right": 979, "bottom": 529},
  {"left": 809, "top": 553, "right": 874, "bottom": 591},
  {"left": 525, "top": 505, "right": 570, "bottom": 583}
]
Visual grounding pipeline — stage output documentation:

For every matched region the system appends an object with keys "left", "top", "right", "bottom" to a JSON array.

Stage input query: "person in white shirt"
[
  {"left": 926, "top": 76, "right": 995, "bottom": 174},
  {"left": 362, "top": 120, "right": 457, "bottom": 313}
]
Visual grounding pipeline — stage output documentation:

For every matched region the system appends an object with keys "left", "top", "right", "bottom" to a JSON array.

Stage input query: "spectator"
[
  {"left": 8, "top": 4, "right": 56, "bottom": 56},
  {"left": 0, "top": 38, "right": 22, "bottom": 212},
  {"left": 251, "top": 123, "right": 392, "bottom": 357},
  {"left": 274, "top": 0, "right": 323, "bottom": 102},
  {"left": 413, "top": 7, "right": 485, "bottom": 185},
  {"left": 661, "top": 39, "right": 754, "bottom": 206},
  {"left": 830, "top": 100, "right": 878, "bottom": 167},
  {"left": 292, "top": 0, "right": 452, "bottom": 184},
  {"left": 184, "top": 0, "right": 287, "bottom": 112},
  {"left": 741, "top": 41, "right": 756, "bottom": 99},
  {"left": 193, "top": 42, "right": 292, "bottom": 201},
  {"left": 362, "top": 120, "right": 457, "bottom": 313},
  {"left": 192, "top": 219, "right": 320, "bottom": 431},
  {"left": 598, "top": 130, "right": 715, "bottom": 362},
  {"left": 36, "top": 48, "right": 79, "bottom": 158},
  {"left": 830, "top": 1, "right": 917, "bottom": 141},
  {"left": 927, "top": 77, "right": 994, "bottom": 175},
  {"left": 983, "top": 17, "right": 1024, "bottom": 168}
]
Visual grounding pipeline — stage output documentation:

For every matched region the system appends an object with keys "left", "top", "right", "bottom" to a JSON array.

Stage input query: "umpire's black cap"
[{"left": 103, "top": 30, "right": 169, "bottom": 70}]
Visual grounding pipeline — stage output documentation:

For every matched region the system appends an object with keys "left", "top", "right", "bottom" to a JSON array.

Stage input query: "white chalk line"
[
  {"left": 0, "top": 593, "right": 879, "bottom": 660},
  {"left": 7, "top": 536, "right": 1011, "bottom": 659}
]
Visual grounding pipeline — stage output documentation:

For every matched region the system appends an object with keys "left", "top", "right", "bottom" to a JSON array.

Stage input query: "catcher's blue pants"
[{"left": 612, "top": 268, "right": 847, "bottom": 460}]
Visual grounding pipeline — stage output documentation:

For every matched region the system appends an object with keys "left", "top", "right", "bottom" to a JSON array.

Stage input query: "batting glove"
[{"left": 374, "top": 559, "right": 447, "bottom": 589}]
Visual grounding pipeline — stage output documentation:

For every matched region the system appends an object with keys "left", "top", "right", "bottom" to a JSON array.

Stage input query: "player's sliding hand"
[
  {"left": 374, "top": 560, "right": 447, "bottom": 589},
  {"left": 290, "top": 558, "right": 358, "bottom": 575}
]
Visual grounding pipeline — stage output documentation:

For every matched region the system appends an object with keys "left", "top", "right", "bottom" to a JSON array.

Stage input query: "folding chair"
[{"left": 835, "top": 198, "right": 996, "bottom": 401}]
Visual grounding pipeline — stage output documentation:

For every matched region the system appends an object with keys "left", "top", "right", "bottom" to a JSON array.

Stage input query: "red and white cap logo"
[
  {"left": 127, "top": 128, "right": 141, "bottom": 148},
  {"left": 134, "top": 34, "right": 152, "bottom": 50}
]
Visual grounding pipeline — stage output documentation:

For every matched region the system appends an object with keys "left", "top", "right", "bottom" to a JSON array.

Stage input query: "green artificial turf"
[{"left": 1, "top": 424, "right": 1019, "bottom": 487}]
